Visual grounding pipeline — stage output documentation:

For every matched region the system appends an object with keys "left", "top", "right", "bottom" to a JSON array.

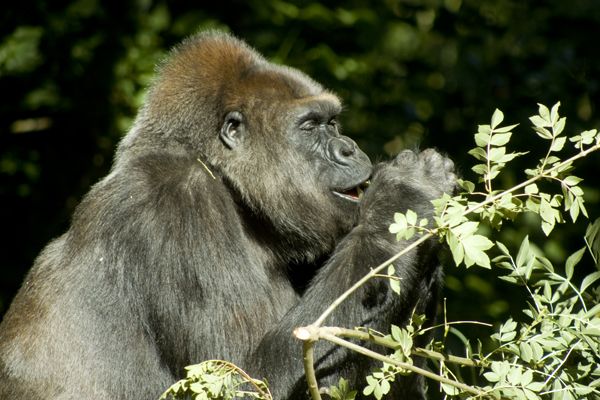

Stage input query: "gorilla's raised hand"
[{"left": 359, "top": 148, "right": 457, "bottom": 237}]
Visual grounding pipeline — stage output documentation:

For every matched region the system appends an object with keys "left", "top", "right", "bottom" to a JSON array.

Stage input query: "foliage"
[
  {"left": 365, "top": 104, "right": 600, "bottom": 399},
  {"left": 160, "top": 360, "right": 271, "bottom": 400}
]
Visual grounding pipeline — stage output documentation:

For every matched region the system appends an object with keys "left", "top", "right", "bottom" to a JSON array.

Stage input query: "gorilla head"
[{"left": 120, "top": 32, "right": 372, "bottom": 261}]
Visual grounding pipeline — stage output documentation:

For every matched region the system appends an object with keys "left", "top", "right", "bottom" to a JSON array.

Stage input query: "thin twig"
[
  {"left": 318, "top": 327, "right": 485, "bottom": 368},
  {"left": 197, "top": 158, "right": 216, "bottom": 180},
  {"left": 319, "top": 332, "right": 490, "bottom": 398}
]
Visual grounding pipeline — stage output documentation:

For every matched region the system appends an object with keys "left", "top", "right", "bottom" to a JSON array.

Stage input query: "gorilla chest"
[{"left": 190, "top": 262, "right": 298, "bottom": 363}]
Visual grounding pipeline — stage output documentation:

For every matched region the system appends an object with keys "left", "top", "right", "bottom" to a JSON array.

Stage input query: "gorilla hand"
[{"left": 359, "top": 148, "right": 456, "bottom": 232}]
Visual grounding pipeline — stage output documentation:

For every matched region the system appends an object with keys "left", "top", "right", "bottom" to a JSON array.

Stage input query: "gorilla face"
[{"left": 286, "top": 96, "right": 372, "bottom": 205}]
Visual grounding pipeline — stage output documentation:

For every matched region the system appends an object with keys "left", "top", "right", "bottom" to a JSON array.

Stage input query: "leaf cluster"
[
  {"left": 379, "top": 104, "right": 600, "bottom": 399},
  {"left": 160, "top": 360, "right": 272, "bottom": 400}
]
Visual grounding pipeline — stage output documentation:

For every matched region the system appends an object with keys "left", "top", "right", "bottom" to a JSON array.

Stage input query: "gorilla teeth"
[
  {"left": 357, "top": 185, "right": 364, "bottom": 198},
  {"left": 334, "top": 180, "right": 370, "bottom": 202},
  {"left": 357, "top": 180, "right": 370, "bottom": 198}
]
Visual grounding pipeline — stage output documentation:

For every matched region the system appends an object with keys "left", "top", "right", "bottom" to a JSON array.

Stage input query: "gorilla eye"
[{"left": 300, "top": 119, "right": 318, "bottom": 131}]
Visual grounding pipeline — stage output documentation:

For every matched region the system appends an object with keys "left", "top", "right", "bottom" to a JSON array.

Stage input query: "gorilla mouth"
[{"left": 333, "top": 180, "right": 371, "bottom": 203}]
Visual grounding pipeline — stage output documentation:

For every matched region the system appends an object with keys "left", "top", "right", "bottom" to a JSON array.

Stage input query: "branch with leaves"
[{"left": 295, "top": 103, "right": 600, "bottom": 400}]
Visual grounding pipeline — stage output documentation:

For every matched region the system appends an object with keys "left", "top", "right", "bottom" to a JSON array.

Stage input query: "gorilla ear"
[{"left": 220, "top": 111, "right": 246, "bottom": 149}]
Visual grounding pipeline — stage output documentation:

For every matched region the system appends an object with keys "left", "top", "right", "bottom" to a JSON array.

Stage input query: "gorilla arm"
[{"left": 251, "top": 149, "right": 456, "bottom": 399}]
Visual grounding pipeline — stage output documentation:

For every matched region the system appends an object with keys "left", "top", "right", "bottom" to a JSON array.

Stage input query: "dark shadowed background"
[{"left": 1, "top": 0, "right": 599, "bottom": 370}]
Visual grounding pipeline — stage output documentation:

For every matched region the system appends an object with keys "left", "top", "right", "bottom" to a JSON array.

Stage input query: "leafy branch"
[{"left": 296, "top": 103, "right": 600, "bottom": 400}]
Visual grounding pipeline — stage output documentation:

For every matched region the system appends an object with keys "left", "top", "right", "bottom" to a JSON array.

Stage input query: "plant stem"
[
  {"left": 319, "top": 332, "right": 490, "bottom": 398},
  {"left": 301, "top": 340, "right": 322, "bottom": 400},
  {"left": 320, "top": 327, "right": 485, "bottom": 368},
  {"left": 313, "top": 234, "right": 431, "bottom": 327}
]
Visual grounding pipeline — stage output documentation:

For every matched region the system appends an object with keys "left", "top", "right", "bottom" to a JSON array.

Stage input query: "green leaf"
[
  {"left": 533, "top": 125, "right": 552, "bottom": 139},
  {"left": 391, "top": 324, "right": 402, "bottom": 342},
  {"left": 496, "top": 241, "right": 510, "bottom": 256},
  {"left": 468, "top": 147, "right": 487, "bottom": 161},
  {"left": 440, "top": 383, "right": 461, "bottom": 395},
  {"left": 189, "top": 382, "right": 205, "bottom": 394},
  {"left": 457, "top": 179, "right": 475, "bottom": 192},
  {"left": 527, "top": 382, "right": 545, "bottom": 393},
  {"left": 491, "top": 108, "right": 504, "bottom": 129},
  {"left": 550, "top": 136, "right": 566, "bottom": 152},
  {"left": 363, "top": 377, "right": 375, "bottom": 397},
  {"left": 472, "top": 164, "right": 487, "bottom": 175},
  {"left": 538, "top": 103, "right": 551, "bottom": 123},
  {"left": 539, "top": 198, "right": 555, "bottom": 223},
  {"left": 453, "top": 221, "right": 479, "bottom": 237},
  {"left": 387, "top": 264, "right": 395, "bottom": 276},
  {"left": 488, "top": 147, "right": 506, "bottom": 162},
  {"left": 565, "top": 247, "right": 585, "bottom": 279},
  {"left": 585, "top": 218, "right": 600, "bottom": 266},
  {"left": 483, "top": 371, "right": 500, "bottom": 383},
  {"left": 553, "top": 116, "right": 566, "bottom": 136},
  {"left": 405, "top": 209, "right": 417, "bottom": 226},
  {"left": 474, "top": 133, "right": 489, "bottom": 147},
  {"left": 373, "top": 381, "right": 383, "bottom": 400},
  {"left": 541, "top": 219, "right": 555, "bottom": 236},
  {"left": 390, "top": 278, "right": 401, "bottom": 295},
  {"left": 581, "top": 271, "right": 600, "bottom": 293},
  {"left": 447, "top": 232, "right": 464, "bottom": 266},
  {"left": 530, "top": 342, "right": 544, "bottom": 361},
  {"left": 519, "top": 342, "right": 533, "bottom": 363},
  {"left": 525, "top": 183, "right": 538, "bottom": 195},
  {"left": 493, "top": 123, "right": 519, "bottom": 133},
  {"left": 490, "top": 132, "right": 512, "bottom": 146},
  {"left": 530, "top": 115, "right": 549, "bottom": 129},
  {"left": 499, "top": 151, "right": 527, "bottom": 163},
  {"left": 563, "top": 175, "right": 582, "bottom": 186},
  {"left": 516, "top": 236, "right": 531, "bottom": 268},
  {"left": 550, "top": 101, "right": 561, "bottom": 124},
  {"left": 462, "top": 234, "right": 494, "bottom": 268},
  {"left": 379, "top": 379, "right": 390, "bottom": 396}
]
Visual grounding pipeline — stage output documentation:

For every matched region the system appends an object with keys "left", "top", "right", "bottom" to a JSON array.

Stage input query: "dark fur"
[{"left": 0, "top": 32, "right": 455, "bottom": 399}]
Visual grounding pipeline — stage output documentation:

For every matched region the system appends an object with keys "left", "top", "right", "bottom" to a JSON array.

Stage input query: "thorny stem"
[{"left": 300, "top": 141, "right": 600, "bottom": 399}]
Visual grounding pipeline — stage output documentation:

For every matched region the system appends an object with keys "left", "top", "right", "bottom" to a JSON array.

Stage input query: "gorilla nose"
[{"left": 328, "top": 137, "right": 357, "bottom": 166}]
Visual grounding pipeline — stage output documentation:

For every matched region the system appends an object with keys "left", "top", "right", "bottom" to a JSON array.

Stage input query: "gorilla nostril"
[
  {"left": 341, "top": 145, "right": 355, "bottom": 157},
  {"left": 329, "top": 139, "right": 357, "bottom": 165}
]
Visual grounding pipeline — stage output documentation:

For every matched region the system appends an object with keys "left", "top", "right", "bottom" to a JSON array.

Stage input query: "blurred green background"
[{"left": 1, "top": 0, "right": 599, "bottom": 363}]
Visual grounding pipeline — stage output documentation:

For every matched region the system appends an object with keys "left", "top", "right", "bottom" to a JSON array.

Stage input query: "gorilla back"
[{"left": 0, "top": 31, "right": 453, "bottom": 399}]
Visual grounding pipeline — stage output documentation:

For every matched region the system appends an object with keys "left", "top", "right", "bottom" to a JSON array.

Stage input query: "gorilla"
[{"left": 0, "top": 31, "right": 455, "bottom": 399}]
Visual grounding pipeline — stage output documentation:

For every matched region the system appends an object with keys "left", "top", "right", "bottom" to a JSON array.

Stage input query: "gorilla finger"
[{"left": 392, "top": 149, "right": 417, "bottom": 166}]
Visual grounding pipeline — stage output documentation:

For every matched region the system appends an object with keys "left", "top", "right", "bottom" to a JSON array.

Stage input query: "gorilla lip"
[{"left": 333, "top": 179, "right": 370, "bottom": 202}]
